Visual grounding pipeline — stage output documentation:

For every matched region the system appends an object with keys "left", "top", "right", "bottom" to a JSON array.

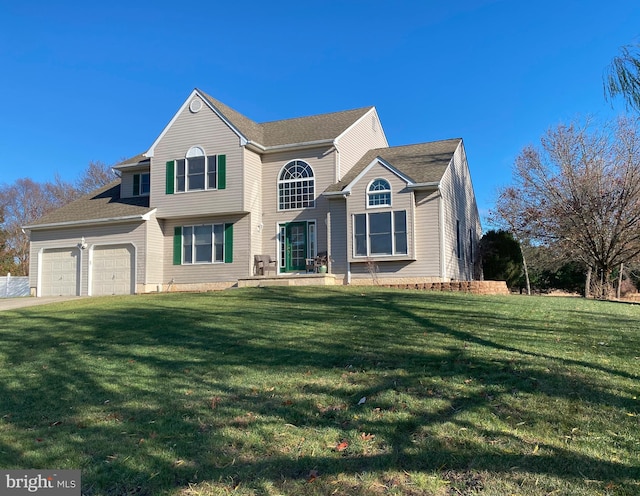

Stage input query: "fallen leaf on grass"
[
  {"left": 360, "top": 432, "right": 375, "bottom": 441},
  {"left": 532, "top": 444, "right": 539, "bottom": 454},
  {"left": 335, "top": 441, "right": 349, "bottom": 452}
]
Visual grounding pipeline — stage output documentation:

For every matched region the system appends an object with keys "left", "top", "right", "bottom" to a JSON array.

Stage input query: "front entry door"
[{"left": 285, "top": 222, "right": 307, "bottom": 272}]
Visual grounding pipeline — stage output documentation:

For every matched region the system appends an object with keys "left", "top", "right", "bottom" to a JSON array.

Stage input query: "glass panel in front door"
[{"left": 286, "top": 223, "right": 307, "bottom": 271}]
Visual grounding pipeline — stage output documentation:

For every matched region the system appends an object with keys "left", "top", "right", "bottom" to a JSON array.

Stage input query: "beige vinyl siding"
[
  {"left": 439, "top": 142, "right": 481, "bottom": 280},
  {"left": 350, "top": 260, "right": 416, "bottom": 277},
  {"left": 29, "top": 221, "right": 148, "bottom": 296},
  {"left": 335, "top": 108, "right": 388, "bottom": 181},
  {"left": 144, "top": 214, "right": 164, "bottom": 287},
  {"left": 327, "top": 199, "right": 348, "bottom": 283},
  {"left": 243, "top": 148, "right": 263, "bottom": 268},
  {"left": 260, "top": 147, "right": 336, "bottom": 260},
  {"left": 163, "top": 214, "right": 249, "bottom": 284},
  {"left": 151, "top": 95, "right": 245, "bottom": 217},
  {"left": 120, "top": 167, "right": 151, "bottom": 199},
  {"left": 413, "top": 189, "right": 442, "bottom": 276},
  {"left": 345, "top": 162, "right": 415, "bottom": 262},
  {"left": 120, "top": 173, "right": 136, "bottom": 199}
]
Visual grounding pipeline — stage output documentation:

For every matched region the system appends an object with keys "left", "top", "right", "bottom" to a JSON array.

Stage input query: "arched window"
[
  {"left": 368, "top": 178, "right": 391, "bottom": 207},
  {"left": 278, "top": 160, "right": 315, "bottom": 210},
  {"left": 176, "top": 146, "right": 219, "bottom": 192}
]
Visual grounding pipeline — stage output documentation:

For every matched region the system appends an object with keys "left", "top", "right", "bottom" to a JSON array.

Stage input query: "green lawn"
[{"left": 0, "top": 287, "right": 638, "bottom": 495}]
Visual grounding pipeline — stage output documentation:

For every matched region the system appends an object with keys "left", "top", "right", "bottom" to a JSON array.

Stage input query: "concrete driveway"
[{"left": 0, "top": 296, "right": 85, "bottom": 312}]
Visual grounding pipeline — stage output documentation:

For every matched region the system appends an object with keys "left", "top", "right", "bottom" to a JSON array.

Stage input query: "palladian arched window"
[
  {"left": 368, "top": 178, "right": 391, "bottom": 207},
  {"left": 278, "top": 160, "right": 315, "bottom": 210}
]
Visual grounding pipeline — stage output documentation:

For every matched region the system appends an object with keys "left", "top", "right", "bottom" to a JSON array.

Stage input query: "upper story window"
[
  {"left": 133, "top": 173, "right": 150, "bottom": 196},
  {"left": 165, "top": 149, "right": 226, "bottom": 195},
  {"left": 368, "top": 178, "right": 391, "bottom": 207},
  {"left": 278, "top": 160, "right": 315, "bottom": 210},
  {"left": 176, "top": 146, "right": 218, "bottom": 192}
]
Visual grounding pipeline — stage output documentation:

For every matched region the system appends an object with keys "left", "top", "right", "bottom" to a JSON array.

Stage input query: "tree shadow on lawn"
[{"left": 0, "top": 289, "right": 638, "bottom": 494}]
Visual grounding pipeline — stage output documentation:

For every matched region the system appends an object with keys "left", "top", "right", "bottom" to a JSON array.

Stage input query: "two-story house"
[{"left": 24, "top": 88, "right": 481, "bottom": 296}]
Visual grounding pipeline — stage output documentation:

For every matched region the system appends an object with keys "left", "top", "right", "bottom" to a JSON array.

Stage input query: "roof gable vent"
[{"left": 189, "top": 98, "right": 203, "bottom": 113}]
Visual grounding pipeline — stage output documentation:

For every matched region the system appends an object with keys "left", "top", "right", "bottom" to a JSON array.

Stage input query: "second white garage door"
[{"left": 91, "top": 244, "right": 135, "bottom": 296}]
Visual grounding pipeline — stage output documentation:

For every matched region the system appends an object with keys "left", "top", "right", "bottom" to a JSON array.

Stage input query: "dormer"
[{"left": 113, "top": 154, "right": 151, "bottom": 199}]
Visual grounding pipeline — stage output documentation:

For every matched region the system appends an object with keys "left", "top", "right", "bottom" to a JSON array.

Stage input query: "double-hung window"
[
  {"left": 176, "top": 147, "right": 218, "bottom": 192},
  {"left": 354, "top": 211, "right": 407, "bottom": 257},
  {"left": 166, "top": 146, "right": 226, "bottom": 194},
  {"left": 133, "top": 173, "right": 150, "bottom": 196},
  {"left": 175, "top": 223, "right": 233, "bottom": 265}
]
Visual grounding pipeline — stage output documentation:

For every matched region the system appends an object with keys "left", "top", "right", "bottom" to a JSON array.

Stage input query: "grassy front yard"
[{"left": 0, "top": 287, "right": 638, "bottom": 495}]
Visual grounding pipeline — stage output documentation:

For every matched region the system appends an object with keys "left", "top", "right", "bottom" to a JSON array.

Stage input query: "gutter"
[
  {"left": 322, "top": 190, "right": 350, "bottom": 199},
  {"left": 407, "top": 181, "right": 440, "bottom": 190},
  {"left": 112, "top": 161, "right": 150, "bottom": 171},
  {"left": 245, "top": 138, "right": 335, "bottom": 154},
  {"left": 23, "top": 209, "right": 157, "bottom": 231}
]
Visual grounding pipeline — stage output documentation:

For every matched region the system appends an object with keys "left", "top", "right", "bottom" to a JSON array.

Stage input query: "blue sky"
[{"left": 1, "top": 0, "right": 639, "bottom": 223}]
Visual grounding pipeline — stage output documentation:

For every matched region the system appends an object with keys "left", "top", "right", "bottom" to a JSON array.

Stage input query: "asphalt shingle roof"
[
  {"left": 26, "top": 182, "right": 152, "bottom": 228},
  {"left": 198, "top": 89, "right": 373, "bottom": 148},
  {"left": 114, "top": 153, "right": 150, "bottom": 168},
  {"left": 325, "top": 138, "right": 462, "bottom": 193}
]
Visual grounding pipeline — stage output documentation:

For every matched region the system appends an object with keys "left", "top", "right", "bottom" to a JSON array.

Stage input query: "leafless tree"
[
  {"left": 76, "top": 160, "right": 118, "bottom": 195},
  {"left": 0, "top": 206, "right": 17, "bottom": 274},
  {"left": 493, "top": 117, "right": 640, "bottom": 298},
  {"left": 0, "top": 179, "right": 64, "bottom": 275},
  {"left": 0, "top": 160, "right": 118, "bottom": 275}
]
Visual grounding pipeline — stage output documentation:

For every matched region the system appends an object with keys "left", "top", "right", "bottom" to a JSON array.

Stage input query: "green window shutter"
[
  {"left": 133, "top": 174, "right": 140, "bottom": 196},
  {"left": 224, "top": 223, "right": 233, "bottom": 263},
  {"left": 173, "top": 226, "right": 182, "bottom": 265},
  {"left": 218, "top": 155, "right": 226, "bottom": 190},
  {"left": 166, "top": 161, "right": 175, "bottom": 195}
]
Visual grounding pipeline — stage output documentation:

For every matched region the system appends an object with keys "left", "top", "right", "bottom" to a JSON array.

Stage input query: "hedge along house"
[{"left": 24, "top": 88, "right": 481, "bottom": 296}]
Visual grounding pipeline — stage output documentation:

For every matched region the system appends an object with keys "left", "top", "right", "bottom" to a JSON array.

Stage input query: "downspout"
[
  {"left": 334, "top": 140, "right": 341, "bottom": 182},
  {"left": 439, "top": 193, "right": 446, "bottom": 280},
  {"left": 326, "top": 212, "right": 331, "bottom": 273}
]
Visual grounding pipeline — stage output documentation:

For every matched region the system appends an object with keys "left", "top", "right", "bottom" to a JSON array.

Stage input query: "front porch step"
[{"left": 238, "top": 274, "right": 336, "bottom": 288}]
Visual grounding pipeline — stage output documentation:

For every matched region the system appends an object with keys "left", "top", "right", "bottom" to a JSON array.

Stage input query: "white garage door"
[
  {"left": 41, "top": 248, "right": 80, "bottom": 296},
  {"left": 91, "top": 244, "right": 135, "bottom": 296}
]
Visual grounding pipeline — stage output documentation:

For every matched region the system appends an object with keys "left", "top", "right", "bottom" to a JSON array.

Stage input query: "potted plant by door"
[{"left": 318, "top": 264, "right": 327, "bottom": 274}]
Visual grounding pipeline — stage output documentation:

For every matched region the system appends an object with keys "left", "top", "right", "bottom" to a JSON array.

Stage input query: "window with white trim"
[
  {"left": 353, "top": 211, "right": 407, "bottom": 257},
  {"left": 278, "top": 160, "right": 315, "bottom": 210},
  {"left": 133, "top": 173, "right": 150, "bottom": 196},
  {"left": 182, "top": 224, "right": 225, "bottom": 263},
  {"left": 367, "top": 178, "right": 391, "bottom": 207},
  {"left": 176, "top": 146, "right": 218, "bottom": 192}
]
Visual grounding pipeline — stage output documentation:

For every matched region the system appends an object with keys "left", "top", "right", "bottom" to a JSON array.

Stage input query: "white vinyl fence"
[{"left": 1, "top": 273, "right": 30, "bottom": 298}]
